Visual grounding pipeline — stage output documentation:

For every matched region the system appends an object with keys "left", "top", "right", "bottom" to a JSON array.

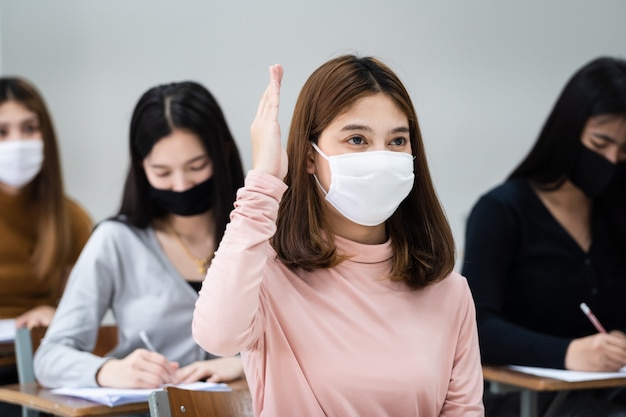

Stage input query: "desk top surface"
[
  {"left": 483, "top": 365, "right": 626, "bottom": 392},
  {"left": 0, "top": 378, "right": 249, "bottom": 417}
]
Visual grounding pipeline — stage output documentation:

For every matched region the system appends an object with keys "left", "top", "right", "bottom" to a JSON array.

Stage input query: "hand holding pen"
[
  {"left": 95, "top": 331, "right": 179, "bottom": 388},
  {"left": 564, "top": 303, "right": 626, "bottom": 372}
]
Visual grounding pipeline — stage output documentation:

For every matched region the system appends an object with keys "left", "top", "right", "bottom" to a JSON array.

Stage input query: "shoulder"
[
  {"left": 63, "top": 196, "right": 93, "bottom": 230},
  {"left": 475, "top": 179, "right": 530, "bottom": 207},
  {"left": 424, "top": 272, "right": 475, "bottom": 318},
  {"left": 431, "top": 271, "right": 471, "bottom": 297},
  {"left": 63, "top": 196, "right": 94, "bottom": 258},
  {"left": 86, "top": 219, "right": 152, "bottom": 252},
  {"left": 92, "top": 218, "right": 144, "bottom": 238},
  {"left": 468, "top": 178, "right": 533, "bottom": 221}
]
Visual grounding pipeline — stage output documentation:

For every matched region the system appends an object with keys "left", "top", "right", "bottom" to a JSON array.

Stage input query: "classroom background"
[{"left": 1, "top": 0, "right": 625, "bottom": 266}]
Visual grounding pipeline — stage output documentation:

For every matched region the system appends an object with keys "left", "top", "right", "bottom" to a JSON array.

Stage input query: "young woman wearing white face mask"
[
  {"left": 0, "top": 77, "right": 92, "bottom": 415},
  {"left": 193, "top": 55, "right": 484, "bottom": 416}
]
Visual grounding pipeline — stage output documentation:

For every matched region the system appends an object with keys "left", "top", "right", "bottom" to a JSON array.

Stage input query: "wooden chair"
[
  {"left": 149, "top": 386, "right": 253, "bottom": 417},
  {"left": 14, "top": 325, "right": 118, "bottom": 417}
]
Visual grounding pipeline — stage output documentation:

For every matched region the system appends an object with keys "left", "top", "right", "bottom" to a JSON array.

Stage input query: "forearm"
[
  {"left": 479, "top": 315, "right": 571, "bottom": 368},
  {"left": 34, "top": 343, "right": 108, "bottom": 388},
  {"left": 193, "top": 170, "right": 287, "bottom": 356}
]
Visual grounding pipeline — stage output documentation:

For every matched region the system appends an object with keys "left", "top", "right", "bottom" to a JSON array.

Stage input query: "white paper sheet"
[
  {"left": 0, "top": 319, "right": 16, "bottom": 343},
  {"left": 508, "top": 365, "right": 626, "bottom": 382},
  {"left": 51, "top": 381, "right": 231, "bottom": 407}
]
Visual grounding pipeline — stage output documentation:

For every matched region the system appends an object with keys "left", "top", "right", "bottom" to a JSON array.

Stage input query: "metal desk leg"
[
  {"left": 520, "top": 389, "right": 568, "bottom": 417},
  {"left": 520, "top": 389, "right": 538, "bottom": 417},
  {"left": 542, "top": 391, "right": 568, "bottom": 417}
]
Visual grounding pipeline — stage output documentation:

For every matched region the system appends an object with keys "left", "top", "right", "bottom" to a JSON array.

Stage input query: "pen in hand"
[
  {"left": 579, "top": 302, "right": 608, "bottom": 334},
  {"left": 139, "top": 330, "right": 158, "bottom": 352}
]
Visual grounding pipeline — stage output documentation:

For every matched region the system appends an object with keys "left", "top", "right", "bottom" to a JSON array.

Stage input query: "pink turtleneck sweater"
[{"left": 193, "top": 170, "right": 484, "bottom": 417}]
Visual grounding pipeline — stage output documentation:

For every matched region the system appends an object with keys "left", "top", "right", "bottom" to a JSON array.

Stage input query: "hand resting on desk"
[
  {"left": 175, "top": 356, "right": 244, "bottom": 383},
  {"left": 15, "top": 305, "right": 56, "bottom": 329},
  {"left": 565, "top": 330, "right": 626, "bottom": 372}
]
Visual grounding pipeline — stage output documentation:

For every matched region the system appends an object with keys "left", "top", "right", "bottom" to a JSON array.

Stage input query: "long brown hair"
[
  {"left": 272, "top": 55, "right": 455, "bottom": 289},
  {"left": 0, "top": 77, "right": 72, "bottom": 282}
]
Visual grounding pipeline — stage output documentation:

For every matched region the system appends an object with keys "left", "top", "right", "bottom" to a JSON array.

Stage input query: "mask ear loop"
[
  {"left": 310, "top": 142, "right": 330, "bottom": 160},
  {"left": 310, "top": 142, "right": 330, "bottom": 196}
]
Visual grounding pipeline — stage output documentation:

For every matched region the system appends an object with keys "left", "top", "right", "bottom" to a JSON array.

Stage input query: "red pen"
[{"left": 580, "top": 302, "right": 608, "bottom": 334}]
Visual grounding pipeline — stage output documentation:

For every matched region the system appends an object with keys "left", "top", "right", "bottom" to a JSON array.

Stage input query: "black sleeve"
[{"left": 462, "top": 192, "right": 571, "bottom": 368}]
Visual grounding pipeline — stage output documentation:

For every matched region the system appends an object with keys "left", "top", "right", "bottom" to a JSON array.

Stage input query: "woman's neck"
[
  {"left": 549, "top": 180, "right": 592, "bottom": 211},
  {"left": 158, "top": 211, "right": 215, "bottom": 243},
  {"left": 325, "top": 214, "right": 388, "bottom": 244},
  {"left": 534, "top": 179, "right": 593, "bottom": 252}
]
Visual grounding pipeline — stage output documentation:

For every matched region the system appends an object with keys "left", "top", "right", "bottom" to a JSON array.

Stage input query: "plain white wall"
[{"left": 1, "top": 0, "right": 625, "bottom": 267}]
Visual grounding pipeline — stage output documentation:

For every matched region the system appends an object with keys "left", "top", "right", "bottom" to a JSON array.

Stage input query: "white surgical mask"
[
  {"left": 311, "top": 142, "right": 415, "bottom": 226},
  {"left": 0, "top": 140, "right": 44, "bottom": 188}
]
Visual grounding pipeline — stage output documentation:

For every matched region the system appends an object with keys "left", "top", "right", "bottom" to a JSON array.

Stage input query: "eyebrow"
[
  {"left": 340, "top": 124, "right": 410, "bottom": 134},
  {"left": 0, "top": 115, "right": 39, "bottom": 126},
  {"left": 20, "top": 116, "right": 39, "bottom": 124},
  {"left": 148, "top": 154, "right": 208, "bottom": 169}
]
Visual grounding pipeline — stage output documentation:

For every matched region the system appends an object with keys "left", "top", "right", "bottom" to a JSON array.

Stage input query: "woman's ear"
[{"left": 306, "top": 145, "right": 316, "bottom": 174}]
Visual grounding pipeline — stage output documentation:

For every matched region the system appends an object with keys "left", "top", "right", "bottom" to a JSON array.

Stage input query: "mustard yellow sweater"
[{"left": 0, "top": 190, "right": 92, "bottom": 318}]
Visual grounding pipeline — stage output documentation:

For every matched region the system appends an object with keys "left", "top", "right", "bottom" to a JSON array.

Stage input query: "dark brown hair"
[
  {"left": 0, "top": 77, "right": 72, "bottom": 281},
  {"left": 272, "top": 55, "right": 455, "bottom": 289}
]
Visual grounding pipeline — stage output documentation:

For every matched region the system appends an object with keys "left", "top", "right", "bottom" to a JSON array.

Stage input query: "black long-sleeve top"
[{"left": 462, "top": 179, "right": 626, "bottom": 369}]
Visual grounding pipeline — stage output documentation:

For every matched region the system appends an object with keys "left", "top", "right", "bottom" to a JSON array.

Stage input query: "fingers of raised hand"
[
  {"left": 255, "top": 64, "right": 282, "bottom": 120},
  {"left": 251, "top": 64, "right": 287, "bottom": 178}
]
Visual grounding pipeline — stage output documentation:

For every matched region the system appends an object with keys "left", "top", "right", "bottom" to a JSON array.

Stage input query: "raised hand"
[
  {"left": 95, "top": 348, "right": 179, "bottom": 388},
  {"left": 565, "top": 330, "right": 626, "bottom": 372},
  {"left": 250, "top": 64, "right": 288, "bottom": 180}
]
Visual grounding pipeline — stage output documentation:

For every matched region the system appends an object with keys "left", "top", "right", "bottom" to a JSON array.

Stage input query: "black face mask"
[
  {"left": 614, "top": 161, "right": 626, "bottom": 184},
  {"left": 148, "top": 177, "right": 216, "bottom": 216},
  {"left": 569, "top": 143, "right": 617, "bottom": 198}
]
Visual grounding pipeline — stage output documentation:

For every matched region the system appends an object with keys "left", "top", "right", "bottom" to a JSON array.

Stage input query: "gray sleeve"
[{"left": 33, "top": 221, "right": 120, "bottom": 388}]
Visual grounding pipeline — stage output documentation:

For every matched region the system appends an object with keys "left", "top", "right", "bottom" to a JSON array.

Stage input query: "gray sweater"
[{"left": 34, "top": 220, "right": 214, "bottom": 388}]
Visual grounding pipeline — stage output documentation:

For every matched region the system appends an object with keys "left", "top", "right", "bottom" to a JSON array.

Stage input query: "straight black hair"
[{"left": 117, "top": 81, "right": 244, "bottom": 248}]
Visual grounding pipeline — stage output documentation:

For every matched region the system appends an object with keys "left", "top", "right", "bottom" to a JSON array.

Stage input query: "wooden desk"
[
  {"left": 483, "top": 365, "right": 626, "bottom": 417},
  {"left": 0, "top": 379, "right": 249, "bottom": 417}
]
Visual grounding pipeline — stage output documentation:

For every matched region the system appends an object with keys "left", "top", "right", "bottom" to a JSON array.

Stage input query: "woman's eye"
[
  {"left": 23, "top": 125, "right": 38, "bottom": 134},
  {"left": 189, "top": 161, "right": 209, "bottom": 171},
  {"left": 390, "top": 137, "right": 408, "bottom": 146},
  {"left": 590, "top": 139, "right": 608, "bottom": 149},
  {"left": 347, "top": 136, "right": 365, "bottom": 145},
  {"left": 0, "top": 128, "right": 7, "bottom": 137}
]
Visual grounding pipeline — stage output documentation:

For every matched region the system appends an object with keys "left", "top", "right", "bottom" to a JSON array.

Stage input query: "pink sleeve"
[
  {"left": 192, "top": 170, "right": 288, "bottom": 356},
  {"left": 440, "top": 280, "right": 485, "bottom": 416}
]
